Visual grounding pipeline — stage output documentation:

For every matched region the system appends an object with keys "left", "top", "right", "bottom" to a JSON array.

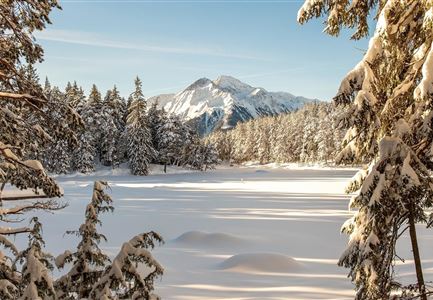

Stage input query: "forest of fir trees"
[
  {"left": 207, "top": 102, "right": 348, "bottom": 165},
  {"left": 35, "top": 73, "right": 218, "bottom": 176}
]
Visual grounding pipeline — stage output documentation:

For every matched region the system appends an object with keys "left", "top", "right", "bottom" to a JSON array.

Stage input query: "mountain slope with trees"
[{"left": 148, "top": 75, "right": 317, "bottom": 135}]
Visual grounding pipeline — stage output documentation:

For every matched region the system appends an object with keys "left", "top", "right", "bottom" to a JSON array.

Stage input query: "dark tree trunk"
[
  {"left": 0, "top": 173, "right": 10, "bottom": 206},
  {"left": 408, "top": 205, "right": 426, "bottom": 300},
  {"left": 164, "top": 164, "right": 167, "bottom": 173}
]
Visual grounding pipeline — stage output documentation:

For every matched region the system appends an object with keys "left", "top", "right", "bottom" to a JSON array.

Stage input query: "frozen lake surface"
[{"left": 11, "top": 166, "right": 433, "bottom": 299}]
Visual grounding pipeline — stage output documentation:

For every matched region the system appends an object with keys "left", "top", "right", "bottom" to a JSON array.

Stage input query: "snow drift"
[{"left": 217, "top": 253, "right": 304, "bottom": 273}]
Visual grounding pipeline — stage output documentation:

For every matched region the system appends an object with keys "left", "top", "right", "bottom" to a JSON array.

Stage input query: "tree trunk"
[
  {"left": 0, "top": 180, "right": 6, "bottom": 206},
  {"left": 164, "top": 164, "right": 167, "bottom": 173},
  {"left": 0, "top": 172, "right": 9, "bottom": 206},
  {"left": 408, "top": 205, "right": 426, "bottom": 300}
]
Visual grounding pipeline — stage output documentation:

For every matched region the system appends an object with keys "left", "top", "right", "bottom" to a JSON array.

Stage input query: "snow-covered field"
[{"left": 8, "top": 166, "right": 433, "bottom": 299}]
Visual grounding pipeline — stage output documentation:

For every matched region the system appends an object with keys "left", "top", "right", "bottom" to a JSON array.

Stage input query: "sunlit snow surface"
[{"left": 10, "top": 166, "right": 433, "bottom": 299}]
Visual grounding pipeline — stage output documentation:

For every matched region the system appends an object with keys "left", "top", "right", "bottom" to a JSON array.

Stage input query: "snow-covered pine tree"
[
  {"left": 147, "top": 102, "right": 167, "bottom": 155},
  {"left": 100, "top": 86, "right": 126, "bottom": 167},
  {"left": 90, "top": 232, "right": 164, "bottom": 299},
  {"left": 56, "top": 181, "right": 164, "bottom": 299},
  {"left": 205, "top": 130, "right": 233, "bottom": 162},
  {"left": 0, "top": 199, "right": 64, "bottom": 299},
  {"left": 256, "top": 118, "right": 273, "bottom": 164},
  {"left": 245, "top": 121, "right": 259, "bottom": 162},
  {"left": 55, "top": 181, "right": 113, "bottom": 299},
  {"left": 298, "top": 1, "right": 433, "bottom": 299},
  {"left": 44, "top": 77, "right": 52, "bottom": 94},
  {"left": 299, "top": 104, "right": 319, "bottom": 163},
  {"left": 199, "top": 141, "right": 219, "bottom": 171},
  {"left": 177, "top": 123, "right": 198, "bottom": 167},
  {"left": 127, "top": 77, "right": 157, "bottom": 176},
  {"left": 71, "top": 84, "right": 102, "bottom": 173},
  {"left": 271, "top": 115, "right": 291, "bottom": 163},
  {"left": 157, "top": 115, "right": 183, "bottom": 172},
  {"left": 71, "top": 129, "right": 96, "bottom": 174},
  {"left": 0, "top": 1, "right": 83, "bottom": 298},
  {"left": 14, "top": 218, "right": 56, "bottom": 300},
  {"left": 88, "top": 84, "right": 104, "bottom": 109},
  {"left": 230, "top": 122, "right": 249, "bottom": 162},
  {"left": 41, "top": 86, "right": 73, "bottom": 174},
  {"left": 180, "top": 131, "right": 203, "bottom": 169},
  {"left": 65, "top": 81, "right": 86, "bottom": 113},
  {"left": 288, "top": 110, "right": 306, "bottom": 162}
]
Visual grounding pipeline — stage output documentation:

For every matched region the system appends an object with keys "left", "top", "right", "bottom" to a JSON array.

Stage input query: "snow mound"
[
  {"left": 173, "top": 231, "right": 246, "bottom": 248},
  {"left": 217, "top": 253, "right": 303, "bottom": 273}
]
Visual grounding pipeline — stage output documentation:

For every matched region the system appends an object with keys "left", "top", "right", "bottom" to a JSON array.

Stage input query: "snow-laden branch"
[{"left": 0, "top": 227, "right": 31, "bottom": 235}]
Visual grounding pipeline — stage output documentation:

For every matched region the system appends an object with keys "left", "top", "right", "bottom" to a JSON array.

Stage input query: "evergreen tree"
[
  {"left": 199, "top": 142, "right": 219, "bottom": 171},
  {"left": 71, "top": 129, "right": 96, "bottom": 174},
  {"left": 72, "top": 84, "right": 102, "bottom": 172},
  {"left": 90, "top": 232, "right": 164, "bottom": 299},
  {"left": 147, "top": 101, "right": 167, "bottom": 155},
  {"left": 100, "top": 86, "right": 126, "bottom": 167},
  {"left": 44, "top": 77, "right": 51, "bottom": 94},
  {"left": 157, "top": 115, "right": 183, "bottom": 172},
  {"left": 0, "top": 0, "right": 80, "bottom": 202},
  {"left": 65, "top": 81, "right": 86, "bottom": 112},
  {"left": 15, "top": 218, "right": 56, "bottom": 300},
  {"left": 127, "top": 77, "right": 157, "bottom": 176},
  {"left": 41, "top": 87, "right": 73, "bottom": 174},
  {"left": 298, "top": 1, "right": 433, "bottom": 298},
  {"left": 55, "top": 181, "right": 113, "bottom": 299},
  {"left": 55, "top": 181, "right": 164, "bottom": 299}
]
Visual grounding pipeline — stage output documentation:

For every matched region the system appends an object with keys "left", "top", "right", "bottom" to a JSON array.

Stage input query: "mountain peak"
[
  {"left": 185, "top": 77, "right": 213, "bottom": 91},
  {"left": 150, "top": 75, "right": 317, "bottom": 135},
  {"left": 213, "top": 75, "right": 252, "bottom": 91}
]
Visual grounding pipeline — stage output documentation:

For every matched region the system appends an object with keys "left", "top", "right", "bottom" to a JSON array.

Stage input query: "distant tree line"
[
  {"left": 207, "top": 102, "right": 347, "bottom": 165},
  {"left": 34, "top": 73, "right": 218, "bottom": 175}
]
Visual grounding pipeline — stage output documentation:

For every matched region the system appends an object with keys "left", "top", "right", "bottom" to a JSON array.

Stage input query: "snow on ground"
[{"left": 5, "top": 166, "right": 433, "bottom": 299}]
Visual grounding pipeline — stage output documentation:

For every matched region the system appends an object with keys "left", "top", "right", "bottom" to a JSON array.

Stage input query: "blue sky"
[{"left": 35, "top": 0, "right": 369, "bottom": 100}]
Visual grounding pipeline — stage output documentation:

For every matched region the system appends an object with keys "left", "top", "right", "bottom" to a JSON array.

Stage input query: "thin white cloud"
[
  {"left": 35, "top": 29, "right": 262, "bottom": 60},
  {"left": 236, "top": 67, "right": 306, "bottom": 80}
]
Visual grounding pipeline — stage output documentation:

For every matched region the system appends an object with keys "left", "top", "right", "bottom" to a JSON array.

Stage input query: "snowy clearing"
[{"left": 6, "top": 166, "right": 433, "bottom": 299}]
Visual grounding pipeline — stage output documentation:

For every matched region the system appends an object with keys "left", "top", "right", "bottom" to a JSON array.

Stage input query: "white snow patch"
[
  {"left": 217, "top": 253, "right": 304, "bottom": 273},
  {"left": 12, "top": 166, "right": 432, "bottom": 299}
]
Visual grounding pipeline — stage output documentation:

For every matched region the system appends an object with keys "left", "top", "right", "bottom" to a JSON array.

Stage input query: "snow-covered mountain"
[{"left": 148, "top": 75, "right": 317, "bottom": 135}]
